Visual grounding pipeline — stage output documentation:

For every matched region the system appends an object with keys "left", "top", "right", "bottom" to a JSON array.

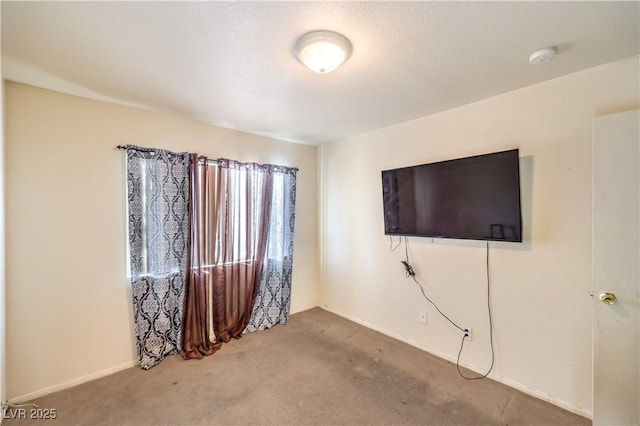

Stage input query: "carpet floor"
[{"left": 4, "top": 308, "right": 590, "bottom": 425}]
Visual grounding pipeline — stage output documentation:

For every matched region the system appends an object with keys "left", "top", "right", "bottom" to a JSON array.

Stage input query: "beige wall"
[
  {"left": 5, "top": 82, "right": 318, "bottom": 400},
  {"left": 319, "top": 56, "right": 639, "bottom": 416}
]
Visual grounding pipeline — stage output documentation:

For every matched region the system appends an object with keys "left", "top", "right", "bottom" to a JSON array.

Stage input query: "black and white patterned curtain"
[
  {"left": 125, "top": 145, "right": 190, "bottom": 369},
  {"left": 245, "top": 166, "right": 297, "bottom": 333}
]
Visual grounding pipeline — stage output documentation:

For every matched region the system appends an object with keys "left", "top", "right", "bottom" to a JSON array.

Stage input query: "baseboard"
[
  {"left": 8, "top": 360, "right": 136, "bottom": 404},
  {"left": 319, "top": 306, "right": 593, "bottom": 420},
  {"left": 290, "top": 303, "right": 319, "bottom": 316}
]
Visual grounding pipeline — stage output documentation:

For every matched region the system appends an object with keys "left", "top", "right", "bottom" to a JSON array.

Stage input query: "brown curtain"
[
  {"left": 182, "top": 157, "right": 272, "bottom": 359},
  {"left": 212, "top": 159, "right": 272, "bottom": 341},
  {"left": 181, "top": 155, "right": 221, "bottom": 359}
]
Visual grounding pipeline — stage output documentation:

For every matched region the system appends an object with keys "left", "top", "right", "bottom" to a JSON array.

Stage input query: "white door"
[{"left": 593, "top": 109, "right": 640, "bottom": 425}]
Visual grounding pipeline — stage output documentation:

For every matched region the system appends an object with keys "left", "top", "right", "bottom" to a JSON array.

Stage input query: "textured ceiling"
[{"left": 2, "top": 1, "right": 639, "bottom": 144}]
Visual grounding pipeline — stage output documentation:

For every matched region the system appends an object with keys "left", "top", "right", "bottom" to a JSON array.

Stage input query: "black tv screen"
[{"left": 381, "top": 149, "right": 522, "bottom": 242}]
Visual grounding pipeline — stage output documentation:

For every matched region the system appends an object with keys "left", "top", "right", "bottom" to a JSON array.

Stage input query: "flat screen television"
[{"left": 381, "top": 149, "right": 522, "bottom": 242}]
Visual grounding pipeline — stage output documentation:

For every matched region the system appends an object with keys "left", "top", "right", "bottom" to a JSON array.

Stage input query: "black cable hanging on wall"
[
  {"left": 456, "top": 241, "right": 495, "bottom": 380},
  {"left": 395, "top": 237, "right": 495, "bottom": 380}
]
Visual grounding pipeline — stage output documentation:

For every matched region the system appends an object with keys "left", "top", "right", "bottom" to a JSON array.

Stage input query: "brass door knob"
[{"left": 599, "top": 292, "right": 617, "bottom": 305}]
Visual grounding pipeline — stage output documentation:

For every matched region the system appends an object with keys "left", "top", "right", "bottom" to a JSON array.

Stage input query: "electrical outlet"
[
  {"left": 463, "top": 327, "right": 472, "bottom": 341},
  {"left": 418, "top": 311, "right": 427, "bottom": 324}
]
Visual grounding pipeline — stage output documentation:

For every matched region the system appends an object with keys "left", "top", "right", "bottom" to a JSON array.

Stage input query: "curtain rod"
[
  {"left": 116, "top": 144, "right": 190, "bottom": 157},
  {"left": 116, "top": 144, "right": 159, "bottom": 153},
  {"left": 197, "top": 157, "right": 299, "bottom": 172},
  {"left": 116, "top": 144, "right": 186, "bottom": 154},
  {"left": 118, "top": 145, "right": 298, "bottom": 172}
]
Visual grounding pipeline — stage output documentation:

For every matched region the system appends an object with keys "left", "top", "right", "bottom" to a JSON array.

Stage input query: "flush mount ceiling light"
[
  {"left": 294, "top": 30, "right": 352, "bottom": 73},
  {"left": 529, "top": 46, "right": 557, "bottom": 65}
]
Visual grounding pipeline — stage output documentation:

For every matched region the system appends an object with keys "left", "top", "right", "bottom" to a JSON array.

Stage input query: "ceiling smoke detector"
[
  {"left": 529, "top": 46, "right": 557, "bottom": 65},
  {"left": 294, "top": 30, "right": 352, "bottom": 73}
]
